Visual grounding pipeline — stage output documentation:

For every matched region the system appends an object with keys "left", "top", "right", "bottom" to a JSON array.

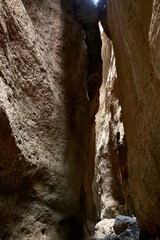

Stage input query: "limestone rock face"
[
  {"left": 149, "top": 0, "right": 160, "bottom": 80},
  {"left": 0, "top": 0, "right": 101, "bottom": 239},
  {"left": 95, "top": 28, "right": 128, "bottom": 220},
  {"left": 106, "top": 0, "right": 160, "bottom": 236}
]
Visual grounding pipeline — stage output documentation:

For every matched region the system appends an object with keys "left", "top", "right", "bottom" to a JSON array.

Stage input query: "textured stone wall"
[
  {"left": 95, "top": 30, "right": 124, "bottom": 220},
  {"left": 0, "top": 0, "right": 102, "bottom": 239},
  {"left": 1, "top": 0, "right": 160, "bottom": 239},
  {"left": 105, "top": 0, "right": 160, "bottom": 237}
]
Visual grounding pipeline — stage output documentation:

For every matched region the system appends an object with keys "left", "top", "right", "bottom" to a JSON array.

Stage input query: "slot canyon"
[{"left": 0, "top": 0, "right": 160, "bottom": 239}]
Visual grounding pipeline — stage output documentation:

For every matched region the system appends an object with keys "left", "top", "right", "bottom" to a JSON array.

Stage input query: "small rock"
[
  {"left": 113, "top": 215, "right": 137, "bottom": 235},
  {"left": 94, "top": 218, "right": 115, "bottom": 238},
  {"left": 91, "top": 216, "right": 140, "bottom": 240},
  {"left": 119, "top": 222, "right": 140, "bottom": 240}
]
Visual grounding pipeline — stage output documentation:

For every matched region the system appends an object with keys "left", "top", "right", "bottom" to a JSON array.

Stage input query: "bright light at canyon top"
[{"left": 94, "top": 0, "right": 99, "bottom": 3}]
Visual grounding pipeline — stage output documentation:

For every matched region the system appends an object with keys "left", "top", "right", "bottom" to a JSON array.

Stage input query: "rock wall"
[
  {"left": 104, "top": 0, "right": 160, "bottom": 237},
  {"left": 1, "top": 0, "right": 160, "bottom": 238},
  {"left": 95, "top": 24, "right": 135, "bottom": 219},
  {"left": 0, "top": 0, "right": 102, "bottom": 239},
  {"left": 95, "top": 30, "right": 124, "bottom": 220}
]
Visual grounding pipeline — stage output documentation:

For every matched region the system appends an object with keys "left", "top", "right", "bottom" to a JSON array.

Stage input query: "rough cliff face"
[
  {"left": 95, "top": 31, "right": 124, "bottom": 220},
  {"left": 97, "top": 0, "right": 160, "bottom": 237},
  {"left": 0, "top": 0, "right": 101, "bottom": 239},
  {"left": 95, "top": 24, "right": 138, "bottom": 221},
  {"left": 1, "top": 0, "right": 160, "bottom": 239}
]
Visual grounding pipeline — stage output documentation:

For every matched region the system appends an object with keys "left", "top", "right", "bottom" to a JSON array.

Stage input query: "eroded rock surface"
[
  {"left": 1, "top": 0, "right": 160, "bottom": 239},
  {"left": 95, "top": 27, "right": 128, "bottom": 220},
  {"left": 95, "top": 0, "right": 160, "bottom": 238},
  {"left": 0, "top": 0, "right": 102, "bottom": 239},
  {"left": 106, "top": 0, "right": 160, "bottom": 237}
]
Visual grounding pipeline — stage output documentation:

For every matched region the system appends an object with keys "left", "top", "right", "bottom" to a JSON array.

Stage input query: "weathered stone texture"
[
  {"left": 0, "top": 0, "right": 101, "bottom": 239},
  {"left": 106, "top": 0, "right": 160, "bottom": 236},
  {"left": 1, "top": 0, "right": 160, "bottom": 239},
  {"left": 95, "top": 29, "right": 126, "bottom": 220}
]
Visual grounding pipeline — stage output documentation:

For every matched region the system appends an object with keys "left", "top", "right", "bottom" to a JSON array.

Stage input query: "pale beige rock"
[
  {"left": 95, "top": 27, "right": 125, "bottom": 220},
  {"left": 94, "top": 218, "right": 115, "bottom": 238},
  {"left": 107, "top": 0, "right": 160, "bottom": 236},
  {"left": 149, "top": 0, "right": 160, "bottom": 80},
  {"left": 0, "top": 0, "right": 101, "bottom": 239}
]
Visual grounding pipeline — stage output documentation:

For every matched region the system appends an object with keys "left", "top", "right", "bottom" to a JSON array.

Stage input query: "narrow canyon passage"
[{"left": 0, "top": 0, "right": 160, "bottom": 240}]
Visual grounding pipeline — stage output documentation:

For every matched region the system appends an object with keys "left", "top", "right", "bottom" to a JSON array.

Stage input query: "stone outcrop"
[
  {"left": 102, "top": 0, "right": 160, "bottom": 237},
  {"left": 95, "top": 27, "right": 131, "bottom": 220},
  {"left": 0, "top": 0, "right": 102, "bottom": 239},
  {"left": 95, "top": 0, "right": 160, "bottom": 238}
]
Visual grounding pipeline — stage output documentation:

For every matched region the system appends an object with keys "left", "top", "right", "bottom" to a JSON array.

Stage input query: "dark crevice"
[
  {"left": 97, "top": 0, "right": 112, "bottom": 40},
  {"left": 67, "top": 0, "right": 102, "bottom": 102},
  {"left": 67, "top": 0, "right": 112, "bottom": 104}
]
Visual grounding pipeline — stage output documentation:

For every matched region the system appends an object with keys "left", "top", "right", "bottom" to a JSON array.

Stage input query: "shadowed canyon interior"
[{"left": 0, "top": 0, "right": 160, "bottom": 239}]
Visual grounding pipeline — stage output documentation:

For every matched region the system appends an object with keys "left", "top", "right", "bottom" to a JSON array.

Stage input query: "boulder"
[
  {"left": 113, "top": 216, "right": 137, "bottom": 235},
  {"left": 94, "top": 218, "right": 115, "bottom": 238}
]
